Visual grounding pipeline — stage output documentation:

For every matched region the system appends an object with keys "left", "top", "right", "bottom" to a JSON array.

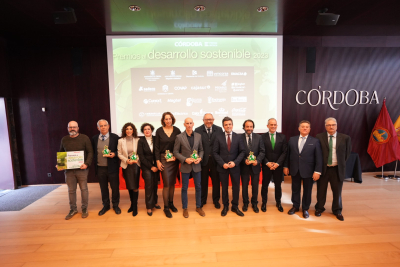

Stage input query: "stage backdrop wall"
[{"left": 4, "top": 36, "right": 400, "bottom": 185}]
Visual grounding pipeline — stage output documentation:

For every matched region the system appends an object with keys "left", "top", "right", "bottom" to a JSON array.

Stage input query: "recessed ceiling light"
[
  {"left": 194, "top": 5, "right": 206, "bottom": 12},
  {"left": 129, "top": 5, "right": 141, "bottom": 11},
  {"left": 257, "top": 6, "right": 268, "bottom": 12}
]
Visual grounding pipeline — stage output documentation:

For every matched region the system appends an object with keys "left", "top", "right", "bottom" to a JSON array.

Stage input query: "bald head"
[
  {"left": 183, "top": 117, "right": 194, "bottom": 133},
  {"left": 68, "top": 121, "right": 79, "bottom": 136}
]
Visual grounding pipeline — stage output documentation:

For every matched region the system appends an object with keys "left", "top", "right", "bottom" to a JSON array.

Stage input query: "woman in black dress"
[
  {"left": 117, "top": 122, "right": 141, "bottom": 216},
  {"left": 154, "top": 112, "right": 181, "bottom": 218},
  {"left": 137, "top": 123, "right": 161, "bottom": 216}
]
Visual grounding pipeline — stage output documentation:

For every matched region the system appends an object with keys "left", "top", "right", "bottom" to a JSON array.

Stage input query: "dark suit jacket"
[
  {"left": 316, "top": 132, "right": 352, "bottom": 181},
  {"left": 213, "top": 132, "right": 246, "bottom": 174},
  {"left": 262, "top": 132, "right": 288, "bottom": 169},
  {"left": 240, "top": 133, "right": 265, "bottom": 174},
  {"left": 195, "top": 124, "right": 223, "bottom": 166},
  {"left": 137, "top": 136, "right": 157, "bottom": 171},
  {"left": 284, "top": 135, "right": 323, "bottom": 178},
  {"left": 91, "top": 133, "right": 120, "bottom": 175}
]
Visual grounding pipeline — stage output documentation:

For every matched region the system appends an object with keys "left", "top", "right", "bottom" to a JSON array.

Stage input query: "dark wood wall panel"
[{"left": 283, "top": 42, "right": 400, "bottom": 172}]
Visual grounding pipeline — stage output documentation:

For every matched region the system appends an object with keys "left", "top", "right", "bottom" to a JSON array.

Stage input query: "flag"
[
  {"left": 367, "top": 100, "right": 400, "bottom": 168},
  {"left": 394, "top": 115, "right": 400, "bottom": 143}
]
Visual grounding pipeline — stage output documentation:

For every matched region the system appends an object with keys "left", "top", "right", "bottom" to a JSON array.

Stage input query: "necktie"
[
  {"left": 271, "top": 133, "right": 275, "bottom": 150},
  {"left": 247, "top": 134, "right": 252, "bottom": 150},
  {"left": 207, "top": 128, "right": 211, "bottom": 140},
  {"left": 101, "top": 135, "right": 105, "bottom": 141},
  {"left": 328, "top": 135, "right": 333, "bottom": 165},
  {"left": 227, "top": 133, "right": 231, "bottom": 151},
  {"left": 299, "top": 136, "right": 306, "bottom": 153}
]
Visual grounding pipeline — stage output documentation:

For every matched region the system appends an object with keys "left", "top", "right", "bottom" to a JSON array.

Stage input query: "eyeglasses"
[
  {"left": 204, "top": 119, "right": 214, "bottom": 122},
  {"left": 325, "top": 124, "right": 337, "bottom": 127},
  {"left": 68, "top": 127, "right": 78, "bottom": 129}
]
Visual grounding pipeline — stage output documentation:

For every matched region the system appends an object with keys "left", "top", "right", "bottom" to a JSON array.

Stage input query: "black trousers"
[
  {"left": 291, "top": 172, "right": 314, "bottom": 210},
  {"left": 315, "top": 166, "right": 343, "bottom": 214},
  {"left": 261, "top": 167, "right": 283, "bottom": 204},
  {"left": 219, "top": 170, "right": 240, "bottom": 209},
  {"left": 97, "top": 166, "right": 120, "bottom": 208},
  {"left": 200, "top": 156, "right": 220, "bottom": 204},
  {"left": 141, "top": 168, "right": 159, "bottom": 209},
  {"left": 240, "top": 165, "right": 260, "bottom": 205}
]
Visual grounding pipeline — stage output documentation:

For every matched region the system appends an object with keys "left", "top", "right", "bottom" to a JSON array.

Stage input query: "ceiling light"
[
  {"left": 194, "top": 5, "right": 206, "bottom": 12},
  {"left": 257, "top": 6, "right": 268, "bottom": 12},
  {"left": 129, "top": 5, "right": 141, "bottom": 11}
]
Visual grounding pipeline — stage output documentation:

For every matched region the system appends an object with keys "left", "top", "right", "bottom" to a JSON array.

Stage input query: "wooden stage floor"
[{"left": 1, "top": 173, "right": 400, "bottom": 267}]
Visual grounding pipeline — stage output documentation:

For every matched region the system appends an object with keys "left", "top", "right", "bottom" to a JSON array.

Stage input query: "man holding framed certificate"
[{"left": 57, "top": 121, "right": 93, "bottom": 220}]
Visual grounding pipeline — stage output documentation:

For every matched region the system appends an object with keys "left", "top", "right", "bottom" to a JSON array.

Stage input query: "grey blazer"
[{"left": 173, "top": 131, "right": 204, "bottom": 173}]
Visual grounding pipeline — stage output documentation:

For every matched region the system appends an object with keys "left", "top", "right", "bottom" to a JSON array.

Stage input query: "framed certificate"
[{"left": 57, "top": 151, "right": 84, "bottom": 171}]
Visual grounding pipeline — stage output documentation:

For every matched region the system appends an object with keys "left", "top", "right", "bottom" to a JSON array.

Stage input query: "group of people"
[{"left": 58, "top": 113, "right": 351, "bottom": 222}]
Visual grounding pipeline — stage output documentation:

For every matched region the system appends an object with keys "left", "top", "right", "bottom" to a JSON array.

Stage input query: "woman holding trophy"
[
  {"left": 137, "top": 123, "right": 162, "bottom": 216},
  {"left": 154, "top": 112, "right": 181, "bottom": 218},
  {"left": 117, "top": 122, "right": 141, "bottom": 216}
]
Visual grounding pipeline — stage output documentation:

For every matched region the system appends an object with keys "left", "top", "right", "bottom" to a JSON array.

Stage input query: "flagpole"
[
  {"left": 376, "top": 165, "right": 388, "bottom": 179},
  {"left": 389, "top": 160, "right": 400, "bottom": 179}
]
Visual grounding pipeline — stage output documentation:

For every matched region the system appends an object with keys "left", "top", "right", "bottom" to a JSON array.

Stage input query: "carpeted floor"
[{"left": 0, "top": 185, "right": 61, "bottom": 211}]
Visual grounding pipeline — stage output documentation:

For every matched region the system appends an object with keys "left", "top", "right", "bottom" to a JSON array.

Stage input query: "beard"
[{"left": 69, "top": 130, "right": 78, "bottom": 136}]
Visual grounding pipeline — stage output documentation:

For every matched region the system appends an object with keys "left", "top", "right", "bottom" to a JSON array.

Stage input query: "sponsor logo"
[
  {"left": 215, "top": 80, "right": 227, "bottom": 93},
  {"left": 165, "top": 70, "right": 182, "bottom": 80},
  {"left": 231, "top": 72, "right": 247, "bottom": 76},
  {"left": 215, "top": 108, "right": 229, "bottom": 117},
  {"left": 213, "top": 72, "right": 229, "bottom": 77},
  {"left": 231, "top": 82, "right": 245, "bottom": 92},
  {"left": 231, "top": 96, "right": 247, "bottom": 102},
  {"left": 208, "top": 97, "right": 226, "bottom": 104},
  {"left": 172, "top": 111, "right": 189, "bottom": 116},
  {"left": 174, "top": 41, "right": 203, "bottom": 47},
  {"left": 231, "top": 108, "right": 246, "bottom": 116},
  {"left": 174, "top": 86, "right": 187, "bottom": 91},
  {"left": 192, "top": 109, "right": 213, "bottom": 117},
  {"left": 138, "top": 86, "right": 156, "bottom": 92},
  {"left": 138, "top": 112, "right": 162, "bottom": 117},
  {"left": 207, "top": 71, "right": 213, "bottom": 76},
  {"left": 186, "top": 98, "right": 202, "bottom": 106},
  {"left": 150, "top": 70, "right": 155, "bottom": 76},
  {"left": 204, "top": 42, "right": 218, "bottom": 47},
  {"left": 143, "top": 99, "right": 162, "bottom": 104},
  {"left": 191, "top": 85, "right": 210, "bottom": 90},
  {"left": 170, "top": 70, "right": 175, "bottom": 76},
  {"left": 192, "top": 70, "right": 197, "bottom": 75},
  {"left": 167, "top": 99, "right": 182, "bottom": 104},
  {"left": 162, "top": 85, "right": 169, "bottom": 92},
  {"left": 144, "top": 70, "right": 161, "bottom": 81}
]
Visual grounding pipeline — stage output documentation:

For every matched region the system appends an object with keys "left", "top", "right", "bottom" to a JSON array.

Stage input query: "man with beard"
[{"left": 58, "top": 121, "right": 93, "bottom": 220}]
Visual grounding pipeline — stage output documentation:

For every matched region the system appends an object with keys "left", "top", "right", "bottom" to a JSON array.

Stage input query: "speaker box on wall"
[
  {"left": 53, "top": 8, "right": 77, "bottom": 24},
  {"left": 306, "top": 47, "right": 316, "bottom": 73},
  {"left": 316, "top": 13, "right": 340, "bottom": 25}
]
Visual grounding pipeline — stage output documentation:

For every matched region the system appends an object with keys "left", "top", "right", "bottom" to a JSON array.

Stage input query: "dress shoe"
[
  {"left": 261, "top": 203, "right": 267, "bottom": 212},
  {"left": 147, "top": 211, "right": 153, "bottom": 216},
  {"left": 231, "top": 207, "right": 245, "bottom": 217},
  {"left": 221, "top": 206, "right": 229, "bottom": 217},
  {"left": 113, "top": 206, "right": 121, "bottom": 215},
  {"left": 98, "top": 206, "right": 110, "bottom": 216},
  {"left": 252, "top": 204, "right": 259, "bottom": 213},
  {"left": 336, "top": 213, "right": 344, "bottom": 221},
  {"left": 315, "top": 210, "right": 322, "bottom": 217},
  {"left": 276, "top": 203, "right": 283, "bottom": 212},
  {"left": 183, "top": 209, "right": 189, "bottom": 218},
  {"left": 242, "top": 203, "right": 248, "bottom": 212},
  {"left": 65, "top": 209, "right": 78, "bottom": 220},
  {"left": 288, "top": 206, "right": 299, "bottom": 215},
  {"left": 303, "top": 210, "right": 309, "bottom": 219},
  {"left": 164, "top": 208, "right": 173, "bottom": 218},
  {"left": 196, "top": 207, "right": 205, "bottom": 217},
  {"left": 214, "top": 202, "right": 221, "bottom": 209},
  {"left": 169, "top": 202, "right": 178, "bottom": 213},
  {"left": 82, "top": 208, "right": 89, "bottom": 219},
  {"left": 154, "top": 204, "right": 161, "bottom": 209},
  {"left": 127, "top": 205, "right": 134, "bottom": 213}
]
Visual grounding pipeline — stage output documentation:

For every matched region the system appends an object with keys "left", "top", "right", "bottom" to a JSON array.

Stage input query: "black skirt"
[
  {"left": 160, "top": 154, "right": 179, "bottom": 187},
  {"left": 122, "top": 163, "right": 140, "bottom": 190}
]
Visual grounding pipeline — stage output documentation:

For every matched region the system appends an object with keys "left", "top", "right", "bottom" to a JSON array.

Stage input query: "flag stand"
[
  {"left": 375, "top": 166, "right": 389, "bottom": 179},
  {"left": 389, "top": 160, "right": 400, "bottom": 180}
]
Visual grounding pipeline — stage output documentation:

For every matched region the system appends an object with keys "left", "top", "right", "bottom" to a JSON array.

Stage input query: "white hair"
[
  {"left": 97, "top": 119, "right": 109, "bottom": 128},
  {"left": 325, "top": 117, "right": 337, "bottom": 125}
]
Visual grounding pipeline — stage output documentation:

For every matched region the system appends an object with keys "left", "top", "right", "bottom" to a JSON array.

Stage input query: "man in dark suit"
[
  {"left": 91, "top": 119, "right": 121, "bottom": 216},
  {"left": 261, "top": 118, "right": 287, "bottom": 213},
  {"left": 284, "top": 120, "right": 322, "bottom": 219},
  {"left": 315, "top": 117, "right": 351, "bottom": 221},
  {"left": 195, "top": 113, "right": 223, "bottom": 209},
  {"left": 213, "top": 117, "right": 246, "bottom": 217},
  {"left": 240, "top": 119, "right": 265, "bottom": 213}
]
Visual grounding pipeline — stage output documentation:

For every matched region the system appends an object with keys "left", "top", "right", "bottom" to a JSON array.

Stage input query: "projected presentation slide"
[{"left": 107, "top": 36, "right": 282, "bottom": 134}]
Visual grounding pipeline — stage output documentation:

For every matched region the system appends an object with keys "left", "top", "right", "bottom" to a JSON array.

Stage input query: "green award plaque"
[
  {"left": 165, "top": 150, "right": 174, "bottom": 162},
  {"left": 191, "top": 150, "right": 199, "bottom": 160},
  {"left": 247, "top": 151, "right": 257, "bottom": 163},
  {"left": 130, "top": 151, "right": 138, "bottom": 161},
  {"left": 102, "top": 145, "right": 111, "bottom": 157}
]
